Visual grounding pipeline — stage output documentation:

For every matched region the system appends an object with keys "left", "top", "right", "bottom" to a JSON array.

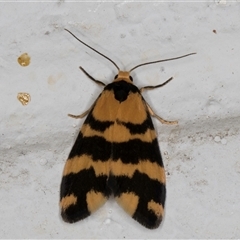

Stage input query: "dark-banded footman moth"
[{"left": 60, "top": 29, "right": 195, "bottom": 229}]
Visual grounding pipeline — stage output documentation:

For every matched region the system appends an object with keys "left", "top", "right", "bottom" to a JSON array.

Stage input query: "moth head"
[{"left": 114, "top": 71, "right": 133, "bottom": 83}]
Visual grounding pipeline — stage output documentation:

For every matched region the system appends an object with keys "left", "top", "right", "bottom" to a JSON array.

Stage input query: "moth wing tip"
[
  {"left": 133, "top": 213, "right": 163, "bottom": 229},
  {"left": 60, "top": 208, "right": 90, "bottom": 223}
]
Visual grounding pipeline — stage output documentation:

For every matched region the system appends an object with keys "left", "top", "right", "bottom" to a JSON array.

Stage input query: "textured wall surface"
[{"left": 1, "top": 1, "right": 240, "bottom": 238}]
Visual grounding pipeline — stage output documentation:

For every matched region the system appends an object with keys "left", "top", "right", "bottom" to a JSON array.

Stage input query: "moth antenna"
[
  {"left": 129, "top": 52, "right": 196, "bottom": 72},
  {"left": 65, "top": 28, "right": 120, "bottom": 71}
]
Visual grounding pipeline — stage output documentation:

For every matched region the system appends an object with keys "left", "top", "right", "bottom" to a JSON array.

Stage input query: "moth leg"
[
  {"left": 140, "top": 76, "right": 177, "bottom": 124},
  {"left": 69, "top": 67, "right": 103, "bottom": 119},
  {"left": 79, "top": 66, "right": 106, "bottom": 87},
  {"left": 146, "top": 102, "right": 178, "bottom": 125},
  {"left": 68, "top": 109, "right": 90, "bottom": 119},
  {"left": 140, "top": 77, "right": 173, "bottom": 93},
  {"left": 68, "top": 101, "right": 96, "bottom": 119}
]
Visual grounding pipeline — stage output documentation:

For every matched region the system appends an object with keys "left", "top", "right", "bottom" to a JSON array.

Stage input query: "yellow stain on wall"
[
  {"left": 18, "top": 53, "right": 30, "bottom": 67},
  {"left": 17, "top": 93, "right": 31, "bottom": 105}
]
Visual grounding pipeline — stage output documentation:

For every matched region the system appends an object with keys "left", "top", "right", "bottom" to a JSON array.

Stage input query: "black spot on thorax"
[{"left": 105, "top": 80, "right": 139, "bottom": 102}]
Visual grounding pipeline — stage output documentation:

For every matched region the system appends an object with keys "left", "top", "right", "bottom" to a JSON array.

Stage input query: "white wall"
[{"left": 1, "top": 1, "right": 240, "bottom": 238}]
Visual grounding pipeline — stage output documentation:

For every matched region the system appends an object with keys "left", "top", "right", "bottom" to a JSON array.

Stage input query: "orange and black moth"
[{"left": 60, "top": 29, "right": 196, "bottom": 229}]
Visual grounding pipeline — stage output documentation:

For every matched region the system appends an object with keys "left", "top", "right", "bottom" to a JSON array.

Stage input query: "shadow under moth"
[{"left": 60, "top": 29, "right": 195, "bottom": 229}]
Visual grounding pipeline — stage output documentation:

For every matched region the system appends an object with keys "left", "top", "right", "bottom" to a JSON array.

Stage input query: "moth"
[{"left": 60, "top": 29, "right": 195, "bottom": 229}]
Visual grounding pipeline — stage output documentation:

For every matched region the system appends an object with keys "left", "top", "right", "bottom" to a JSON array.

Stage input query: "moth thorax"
[{"left": 114, "top": 71, "right": 132, "bottom": 83}]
